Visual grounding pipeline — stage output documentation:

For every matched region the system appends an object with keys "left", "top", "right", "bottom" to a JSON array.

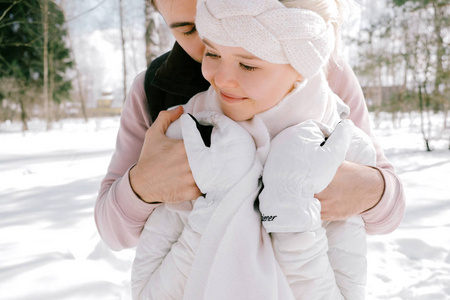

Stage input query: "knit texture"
[{"left": 196, "top": 0, "right": 335, "bottom": 78}]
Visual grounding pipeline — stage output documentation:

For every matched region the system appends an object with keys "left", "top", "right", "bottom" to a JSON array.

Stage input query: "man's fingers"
[
  {"left": 152, "top": 106, "right": 184, "bottom": 134},
  {"left": 177, "top": 184, "right": 203, "bottom": 203}
]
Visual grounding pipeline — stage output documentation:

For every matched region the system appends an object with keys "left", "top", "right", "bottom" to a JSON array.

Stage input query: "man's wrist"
[
  {"left": 129, "top": 164, "right": 161, "bottom": 204},
  {"left": 361, "top": 166, "right": 385, "bottom": 213}
]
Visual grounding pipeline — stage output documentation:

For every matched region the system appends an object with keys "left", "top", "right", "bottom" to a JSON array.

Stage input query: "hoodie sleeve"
[
  {"left": 94, "top": 71, "right": 159, "bottom": 250},
  {"left": 327, "top": 60, "right": 405, "bottom": 235}
]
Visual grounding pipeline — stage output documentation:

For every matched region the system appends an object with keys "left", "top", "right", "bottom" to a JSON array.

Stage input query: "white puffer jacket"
[
  {"left": 265, "top": 120, "right": 375, "bottom": 300},
  {"left": 131, "top": 72, "right": 375, "bottom": 299}
]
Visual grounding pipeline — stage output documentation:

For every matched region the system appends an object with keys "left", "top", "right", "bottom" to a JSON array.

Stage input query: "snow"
[
  {"left": 0, "top": 113, "right": 449, "bottom": 299},
  {"left": 365, "top": 113, "right": 450, "bottom": 299}
]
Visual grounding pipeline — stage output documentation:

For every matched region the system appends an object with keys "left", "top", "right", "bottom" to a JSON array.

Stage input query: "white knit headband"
[{"left": 196, "top": 0, "right": 335, "bottom": 79}]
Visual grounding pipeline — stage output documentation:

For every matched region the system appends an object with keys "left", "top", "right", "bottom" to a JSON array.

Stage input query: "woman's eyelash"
[
  {"left": 183, "top": 26, "right": 197, "bottom": 36},
  {"left": 239, "top": 63, "right": 256, "bottom": 71},
  {"left": 204, "top": 52, "right": 256, "bottom": 71}
]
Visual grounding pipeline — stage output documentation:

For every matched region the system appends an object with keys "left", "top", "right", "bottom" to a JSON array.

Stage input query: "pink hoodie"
[{"left": 94, "top": 61, "right": 405, "bottom": 250}]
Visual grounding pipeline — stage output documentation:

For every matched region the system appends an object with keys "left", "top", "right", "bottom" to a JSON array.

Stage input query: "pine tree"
[{"left": 0, "top": 0, "right": 72, "bottom": 130}]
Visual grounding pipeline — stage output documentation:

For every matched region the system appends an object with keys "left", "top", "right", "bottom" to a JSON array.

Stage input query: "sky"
[
  {"left": 61, "top": 0, "right": 145, "bottom": 37},
  {"left": 57, "top": 0, "right": 173, "bottom": 109}
]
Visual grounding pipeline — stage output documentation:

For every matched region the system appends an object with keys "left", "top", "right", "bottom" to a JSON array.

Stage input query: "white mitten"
[
  {"left": 259, "top": 119, "right": 354, "bottom": 233},
  {"left": 180, "top": 111, "right": 256, "bottom": 234}
]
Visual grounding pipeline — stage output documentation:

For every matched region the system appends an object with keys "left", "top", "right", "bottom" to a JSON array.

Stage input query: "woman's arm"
[{"left": 323, "top": 60, "right": 405, "bottom": 234}]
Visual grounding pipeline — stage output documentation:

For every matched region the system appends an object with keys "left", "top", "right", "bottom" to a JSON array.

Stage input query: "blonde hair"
[{"left": 280, "top": 0, "right": 357, "bottom": 65}]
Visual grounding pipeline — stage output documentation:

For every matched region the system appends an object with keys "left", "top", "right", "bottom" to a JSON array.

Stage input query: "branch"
[
  {"left": 64, "top": 0, "right": 108, "bottom": 23},
  {"left": 0, "top": 1, "right": 18, "bottom": 23}
]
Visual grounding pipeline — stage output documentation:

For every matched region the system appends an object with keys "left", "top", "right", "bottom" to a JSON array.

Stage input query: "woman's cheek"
[{"left": 201, "top": 60, "right": 216, "bottom": 84}]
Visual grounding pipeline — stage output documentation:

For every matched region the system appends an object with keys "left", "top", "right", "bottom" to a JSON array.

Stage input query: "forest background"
[{"left": 0, "top": 0, "right": 449, "bottom": 151}]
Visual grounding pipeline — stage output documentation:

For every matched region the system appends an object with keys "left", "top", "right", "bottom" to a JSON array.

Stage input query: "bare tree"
[
  {"left": 404, "top": 9, "right": 434, "bottom": 151},
  {"left": 0, "top": 77, "right": 41, "bottom": 131},
  {"left": 41, "top": 0, "right": 52, "bottom": 130},
  {"left": 145, "top": 3, "right": 158, "bottom": 66},
  {"left": 59, "top": 0, "right": 89, "bottom": 122},
  {"left": 145, "top": 1, "right": 174, "bottom": 66},
  {"left": 119, "top": 0, "right": 127, "bottom": 102},
  {"left": 431, "top": 2, "right": 449, "bottom": 129},
  {"left": 355, "top": 0, "right": 449, "bottom": 151}
]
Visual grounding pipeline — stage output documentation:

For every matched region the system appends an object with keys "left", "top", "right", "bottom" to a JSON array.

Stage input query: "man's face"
[{"left": 154, "top": 0, "right": 204, "bottom": 62}]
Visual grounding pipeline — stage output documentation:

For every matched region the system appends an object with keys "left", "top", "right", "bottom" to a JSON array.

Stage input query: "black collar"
[{"left": 152, "top": 42, "right": 210, "bottom": 98}]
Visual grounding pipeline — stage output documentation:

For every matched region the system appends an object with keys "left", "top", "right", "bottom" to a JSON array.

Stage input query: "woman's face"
[
  {"left": 154, "top": 0, "right": 204, "bottom": 62},
  {"left": 201, "top": 39, "right": 303, "bottom": 122}
]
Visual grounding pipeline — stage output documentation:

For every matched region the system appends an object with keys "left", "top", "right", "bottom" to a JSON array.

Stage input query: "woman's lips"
[{"left": 219, "top": 91, "right": 247, "bottom": 103}]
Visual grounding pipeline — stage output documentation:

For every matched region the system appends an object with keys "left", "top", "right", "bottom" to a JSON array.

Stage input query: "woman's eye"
[
  {"left": 183, "top": 26, "right": 197, "bottom": 36},
  {"left": 239, "top": 63, "right": 257, "bottom": 71},
  {"left": 204, "top": 52, "right": 219, "bottom": 59}
]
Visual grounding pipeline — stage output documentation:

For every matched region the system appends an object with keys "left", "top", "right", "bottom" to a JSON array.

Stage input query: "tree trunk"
[
  {"left": 74, "top": 59, "right": 89, "bottom": 121},
  {"left": 42, "top": 0, "right": 52, "bottom": 130},
  {"left": 145, "top": 4, "right": 158, "bottom": 66},
  {"left": 19, "top": 97, "right": 28, "bottom": 131},
  {"left": 444, "top": 108, "right": 448, "bottom": 129},
  {"left": 418, "top": 84, "right": 432, "bottom": 152},
  {"left": 49, "top": 50, "right": 57, "bottom": 120},
  {"left": 119, "top": 0, "right": 127, "bottom": 103},
  {"left": 61, "top": 0, "right": 88, "bottom": 122},
  {"left": 432, "top": 2, "right": 445, "bottom": 111}
]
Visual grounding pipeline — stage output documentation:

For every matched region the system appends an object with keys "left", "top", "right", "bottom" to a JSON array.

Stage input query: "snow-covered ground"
[{"left": 0, "top": 113, "right": 449, "bottom": 300}]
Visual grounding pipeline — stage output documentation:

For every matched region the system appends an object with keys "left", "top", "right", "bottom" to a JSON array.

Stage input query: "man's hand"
[
  {"left": 130, "top": 106, "right": 202, "bottom": 203},
  {"left": 316, "top": 161, "right": 385, "bottom": 221}
]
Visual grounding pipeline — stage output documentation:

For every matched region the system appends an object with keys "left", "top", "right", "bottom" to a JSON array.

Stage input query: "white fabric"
[
  {"left": 180, "top": 112, "right": 256, "bottom": 234},
  {"left": 259, "top": 120, "right": 353, "bottom": 233},
  {"left": 196, "top": 0, "right": 335, "bottom": 78},
  {"left": 323, "top": 125, "right": 375, "bottom": 300},
  {"left": 131, "top": 203, "right": 195, "bottom": 300},
  {"left": 261, "top": 117, "right": 347, "bottom": 297},
  {"left": 237, "top": 71, "right": 349, "bottom": 168},
  {"left": 132, "top": 97, "right": 295, "bottom": 299},
  {"left": 131, "top": 71, "right": 373, "bottom": 299},
  {"left": 266, "top": 121, "right": 376, "bottom": 300},
  {"left": 247, "top": 73, "right": 349, "bottom": 141}
]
